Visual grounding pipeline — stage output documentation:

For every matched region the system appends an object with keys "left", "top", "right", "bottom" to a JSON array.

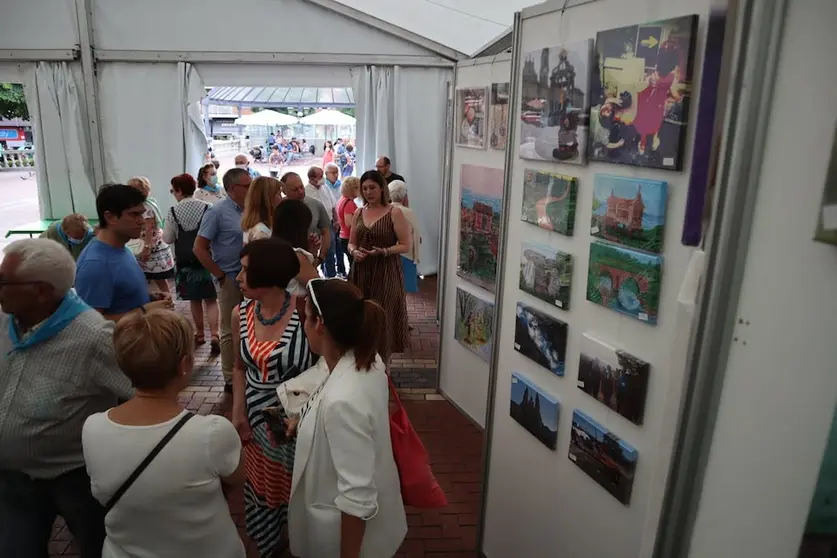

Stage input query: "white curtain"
[
  {"left": 351, "top": 65, "right": 452, "bottom": 276},
  {"left": 22, "top": 62, "right": 96, "bottom": 218},
  {"left": 98, "top": 62, "right": 206, "bottom": 215}
]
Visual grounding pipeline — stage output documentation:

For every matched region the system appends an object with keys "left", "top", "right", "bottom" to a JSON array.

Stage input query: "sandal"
[
  {"left": 210, "top": 336, "right": 221, "bottom": 356},
  {"left": 195, "top": 334, "right": 206, "bottom": 345}
]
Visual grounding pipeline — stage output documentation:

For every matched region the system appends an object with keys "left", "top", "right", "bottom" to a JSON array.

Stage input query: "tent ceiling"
[
  {"left": 208, "top": 86, "right": 355, "bottom": 108},
  {"left": 329, "top": 0, "right": 538, "bottom": 56}
]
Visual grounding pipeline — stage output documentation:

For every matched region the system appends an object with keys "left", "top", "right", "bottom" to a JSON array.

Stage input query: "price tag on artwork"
[
  {"left": 663, "top": 157, "right": 675, "bottom": 166},
  {"left": 590, "top": 226, "right": 599, "bottom": 234},
  {"left": 555, "top": 300, "right": 563, "bottom": 308},
  {"left": 514, "top": 343, "right": 521, "bottom": 350},
  {"left": 577, "top": 380, "right": 585, "bottom": 388},
  {"left": 569, "top": 453, "right": 577, "bottom": 462},
  {"left": 638, "top": 312, "right": 649, "bottom": 321}
]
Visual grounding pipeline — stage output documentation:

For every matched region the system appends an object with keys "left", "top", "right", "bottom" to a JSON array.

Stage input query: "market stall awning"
[
  {"left": 208, "top": 87, "right": 354, "bottom": 108},
  {"left": 299, "top": 109, "right": 356, "bottom": 126}
]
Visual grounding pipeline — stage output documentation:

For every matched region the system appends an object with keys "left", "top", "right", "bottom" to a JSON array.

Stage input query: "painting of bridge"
[
  {"left": 591, "top": 174, "right": 668, "bottom": 253},
  {"left": 521, "top": 169, "right": 578, "bottom": 235},
  {"left": 586, "top": 241, "right": 663, "bottom": 324},
  {"left": 510, "top": 372, "right": 560, "bottom": 450}
]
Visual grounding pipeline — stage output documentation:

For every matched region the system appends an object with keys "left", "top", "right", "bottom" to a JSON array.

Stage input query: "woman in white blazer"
[{"left": 287, "top": 278, "right": 407, "bottom": 557}]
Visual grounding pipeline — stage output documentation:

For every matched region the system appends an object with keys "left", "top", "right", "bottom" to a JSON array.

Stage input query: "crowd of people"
[{"left": 0, "top": 153, "right": 423, "bottom": 557}]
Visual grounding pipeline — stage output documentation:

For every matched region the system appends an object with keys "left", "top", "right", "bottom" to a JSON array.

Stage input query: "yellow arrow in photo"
[{"left": 641, "top": 36, "right": 659, "bottom": 48}]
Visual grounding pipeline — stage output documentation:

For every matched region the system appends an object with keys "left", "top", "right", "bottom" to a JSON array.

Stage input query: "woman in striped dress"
[
  {"left": 347, "top": 170, "right": 413, "bottom": 360},
  {"left": 230, "top": 238, "right": 314, "bottom": 557}
]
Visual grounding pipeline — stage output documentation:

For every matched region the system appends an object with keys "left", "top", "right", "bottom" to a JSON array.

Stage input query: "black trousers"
[{"left": 0, "top": 467, "right": 105, "bottom": 558}]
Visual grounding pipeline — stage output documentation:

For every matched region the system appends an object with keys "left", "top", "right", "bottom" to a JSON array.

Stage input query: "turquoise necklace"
[{"left": 255, "top": 296, "right": 291, "bottom": 326}]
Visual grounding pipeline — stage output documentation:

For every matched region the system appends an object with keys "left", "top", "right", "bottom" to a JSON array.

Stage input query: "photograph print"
[
  {"left": 521, "top": 169, "right": 578, "bottom": 236},
  {"left": 577, "top": 333, "right": 650, "bottom": 425},
  {"left": 510, "top": 372, "right": 560, "bottom": 450},
  {"left": 569, "top": 409, "right": 638, "bottom": 505},
  {"left": 458, "top": 164, "right": 504, "bottom": 291},
  {"left": 520, "top": 242, "right": 573, "bottom": 310},
  {"left": 588, "top": 15, "right": 699, "bottom": 170},
  {"left": 515, "top": 303, "right": 569, "bottom": 377},
  {"left": 456, "top": 87, "right": 489, "bottom": 149},
  {"left": 454, "top": 287, "right": 495, "bottom": 362},
  {"left": 591, "top": 174, "right": 668, "bottom": 253},
  {"left": 519, "top": 40, "right": 593, "bottom": 164},
  {"left": 489, "top": 82, "right": 510, "bottom": 150},
  {"left": 587, "top": 241, "right": 663, "bottom": 324}
]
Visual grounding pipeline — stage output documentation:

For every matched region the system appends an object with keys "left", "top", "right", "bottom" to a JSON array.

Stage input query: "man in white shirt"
[{"left": 305, "top": 166, "right": 341, "bottom": 278}]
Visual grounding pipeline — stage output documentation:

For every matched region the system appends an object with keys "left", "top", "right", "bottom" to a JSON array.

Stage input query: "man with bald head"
[
  {"left": 280, "top": 172, "right": 331, "bottom": 268},
  {"left": 375, "top": 156, "right": 405, "bottom": 184},
  {"left": 234, "top": 153, "right": 260, "bottom": 179}
]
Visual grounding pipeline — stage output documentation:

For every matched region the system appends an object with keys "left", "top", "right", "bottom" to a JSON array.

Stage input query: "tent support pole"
[
  {"left": 75, "top": 0, "right": 106, "bottom": 187},
  {"left": 0, "top": 49, "right": 78, "bottom": 62}
]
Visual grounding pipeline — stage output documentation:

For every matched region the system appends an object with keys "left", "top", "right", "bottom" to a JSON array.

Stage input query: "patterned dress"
[
  {"left": 349, "top": 207, "right": 410, "bottom": 357},
  {"left": 238, "top": 299, "right": 312, "bottom": 557}
]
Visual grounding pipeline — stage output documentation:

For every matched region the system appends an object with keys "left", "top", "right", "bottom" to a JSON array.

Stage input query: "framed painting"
[
  {"left": 456, "top": 87, "right": 489, "bottom": 149},
  {"left": 489, "top": 82, "right": 510, "bottom": 150},
  {"left": 454, "top": 287, "right": 495, "bottom": 362},
  {"left": 458, "top": 164, "right": 504, "bottom": 291}
]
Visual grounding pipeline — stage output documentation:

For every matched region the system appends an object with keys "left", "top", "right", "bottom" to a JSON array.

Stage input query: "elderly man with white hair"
[
  {"left": 0, "top": 238, "right": 133, "bottom": 558},
  {"left": 388, "top": 180, "right": 422, "bottom": 292}
]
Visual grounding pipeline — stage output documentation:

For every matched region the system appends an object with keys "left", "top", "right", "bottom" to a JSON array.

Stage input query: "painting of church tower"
[{"left": 510, "top": 372, "right": 559, "bottom": 450}]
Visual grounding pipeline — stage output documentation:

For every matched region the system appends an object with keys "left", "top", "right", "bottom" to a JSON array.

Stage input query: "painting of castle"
[
  {"left": 519, "top": 40, "right": 593, "bottom": 164},
  {"left": 510, "top": 372, "right": 559, "bottom": 450},
  {"left": 454, "top": 288, "right": 495, "bottom": 362},
  {"left": 591, "top": 174, "right": 668, "bottom": 253},
  {"left": 587, "top": 241, "right": 663, "bottom": 324},
  {"left": 458, "top": 165, "right": 504, "bottom": 292},
  {"left": 521, "top": 169, "right": 578, "bottom": 236},
  {"left": 519, "top": 242, "right": 573, "bottom": 310}
]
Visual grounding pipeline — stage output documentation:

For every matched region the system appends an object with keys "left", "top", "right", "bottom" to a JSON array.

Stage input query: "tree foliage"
[{"left": 0, "top": 83, "right": 29, "bottom": 120}]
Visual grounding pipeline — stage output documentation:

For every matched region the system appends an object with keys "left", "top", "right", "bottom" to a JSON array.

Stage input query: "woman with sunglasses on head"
[
  {"left": 287, "top": 278, "right": 407, "bottom": 558},
  {"left": 230, "top": 237, "right": 318, "bottom": 557}
]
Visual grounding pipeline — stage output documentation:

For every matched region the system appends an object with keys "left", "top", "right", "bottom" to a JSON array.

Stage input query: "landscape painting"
[
  {"left": 519, "top": 40, "right": 593, "bottom": 164},
  {"left": 569, "top": 409, "right": 638, "bottom": 505},
  {"left": 456, "top": 87, "right": 488, "bottom": 149},
  {"left": 454, "top": 288, "right": 495, "bottom": 362},
  {"left": 514, "top": 303, "right": 569, "bottom": 377},
  {"left": 458, "top": 164, "right": 504, "bottom": 291},
  {"left": 588, "top": 15, "right": 699, "bottom": 170},
  {"left": 521, "top": 169, "right": 578, "bottom": 235},
  {"left": 577, "top": 333, "right": 650, "bottom": 425},
  {"left": 587, "top": 241, "right": 663, "bottom": 324},
  {"left": 510, "top": 372, "right": 560, "bottom": 450},
  {"left": 520, "top": 242, "right": 573, "bottom": 310},
  {"left": 489, "top": 82, "right": 510, "bottom": 150},
  {"left": 591, "top": 174, "right": 668, "bottom": 253}
]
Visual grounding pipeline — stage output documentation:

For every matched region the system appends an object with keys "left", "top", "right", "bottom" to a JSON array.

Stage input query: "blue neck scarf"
[
  {"left": 202, "top": 184, "right": 222, "bottom": 195},
  {"left": 7, "top": 291, "right": 91, "bottom": 354},
  {"left": 56, "top": 223, "right": 94, "bottom": 249}
]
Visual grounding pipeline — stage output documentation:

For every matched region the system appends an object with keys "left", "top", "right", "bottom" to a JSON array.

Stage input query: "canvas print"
[
  {"left": 569, "top": 409, "right": 638, "bottom": 505},
  {"left": 489, "top": 82, "right": 510, "bottom": 150},
  {"left": 519, "top": 40, "right": 593, "bottom": 164},
  {"left": 456, "top": 87, "right": 488, "bottom": 149},
  {"left": 591, "top": 174, "right": 668, "bottom": 253},
  {"left": 520, "top": 242, "right": 573, "bottom": 310},
  {"left": 588, "top": 15, "right": 699, "bottom": 170},
  {"left": 521, "top": 169, "right": 578, "bottom": 235},
  {"left": 453, "top": 288, "right": 494, "bottom": 362},
  {"left": 458, "top": 165, "right": 504, "bottom": 291},
  {"left": 587, "top": 241, "right": 663, "bottom": 324},
  {"left": 514, "top": 303, "right": 568, "bottom": 377},
  {"left": 510, "top": 372, "right": 560, "bottom": 450},
  {"left": 577, "top": 333, "right": 650, "bottom": 425}
]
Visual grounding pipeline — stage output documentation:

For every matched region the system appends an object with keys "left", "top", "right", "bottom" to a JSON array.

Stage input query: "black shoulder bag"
[
  {"left": 171, "top": 205, "right": 208, "bottom": 267},
  {"left": 104, "top": 412, "right": 195, "bottom": 514}
]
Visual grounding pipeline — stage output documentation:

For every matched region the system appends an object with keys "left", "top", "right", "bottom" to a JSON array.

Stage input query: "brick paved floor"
[{"left": 49, "top": 276, "right": 485, "bottom": 557}]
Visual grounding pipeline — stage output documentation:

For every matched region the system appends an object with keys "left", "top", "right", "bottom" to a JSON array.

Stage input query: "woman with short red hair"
[{"left": 163, "top": 173, "right": 221, "bottom": 353}]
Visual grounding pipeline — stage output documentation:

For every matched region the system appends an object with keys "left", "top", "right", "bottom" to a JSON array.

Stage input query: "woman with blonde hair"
[
  {"left": 241, "top": 176, "right": 283, "bottom": 244},
  {"left": 387, "top": 180, "right": 422, "bottom": 293},
  {"left": 127, "top": 176, "right": 175, "bottom": 294},
  {"left": 287, "top": 278, "right": 407, "bottom": 557},
  {"left": 82, "top": 309, "right": 245, "bottom": 558},
  {"left": 335, "top": 176, "right": 360, "bottom": 267}
]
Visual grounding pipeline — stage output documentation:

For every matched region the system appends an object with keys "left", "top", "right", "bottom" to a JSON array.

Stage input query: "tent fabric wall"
[
  {"left": 195, "top": 65, "right": 353, "bottom": 88},
  {"left": 351, "top": 65, "right": 451, "bottom": 276},
  {"left": 22, "top": 62, "right": 97, "bottom": 219},
  {"left": 181, "top": 63, "right": 209, "bottom": 183},
  {"left": 0, "top": 0, "right": 78, "bottom": 50}
]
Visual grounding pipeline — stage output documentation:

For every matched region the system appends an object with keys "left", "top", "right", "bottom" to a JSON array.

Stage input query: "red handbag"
[{"left": 387, "top": 376, "right": 448, "bottom": 508}]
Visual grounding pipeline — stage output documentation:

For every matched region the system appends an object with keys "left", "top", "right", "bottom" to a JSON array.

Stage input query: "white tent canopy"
[
  {"left": 299, "top": 109, "right": 356, "bottom": 126},
  {"left": 234, "top": 110, "right": 298, "bottom": 126}
]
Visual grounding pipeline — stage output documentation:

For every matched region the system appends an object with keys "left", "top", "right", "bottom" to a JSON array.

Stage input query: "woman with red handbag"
[{"left": 286, "top": 278, "right": 407, "bottom": 558}]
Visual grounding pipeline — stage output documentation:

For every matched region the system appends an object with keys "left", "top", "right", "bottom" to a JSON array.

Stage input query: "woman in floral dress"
[{"left": 127, "top": 176, "right": 175, "bottom": 294}]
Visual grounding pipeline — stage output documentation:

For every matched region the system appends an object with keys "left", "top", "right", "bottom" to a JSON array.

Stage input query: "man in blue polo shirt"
[
  {"left": 75, "top": 184, "right": 174, "bottom": 321},
  {"left": 194, "top": 167, "right": 250, "bottom": 392}
]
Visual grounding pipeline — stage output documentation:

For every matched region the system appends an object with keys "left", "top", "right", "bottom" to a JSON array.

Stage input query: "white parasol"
[
  {"left": 298, "top": 109, "right": 356, "bottom": 126},
  {"left": 234, "top": 110, "right": 298, "bottom": 127}
]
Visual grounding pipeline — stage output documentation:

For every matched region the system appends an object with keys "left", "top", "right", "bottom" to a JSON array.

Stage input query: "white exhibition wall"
[
  {"left": 0, "top": 0, "right": 78, "bottom": 50},
  {"left": 685, "top": 0, "right": 837, "bottom": 555},
  {"left": 481, "top": 1, "right": 710, "bottom": 557},
  {"left": 439, "top": 54, "right": 511, "bottom": 427}
]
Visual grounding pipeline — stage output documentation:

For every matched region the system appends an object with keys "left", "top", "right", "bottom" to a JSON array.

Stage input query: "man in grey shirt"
[
  {"left": 281, "top": 172, "right": 331, "bottom": 268},
  {"left": 0, "top": 239, "right": 134, "bottom": 557}
]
